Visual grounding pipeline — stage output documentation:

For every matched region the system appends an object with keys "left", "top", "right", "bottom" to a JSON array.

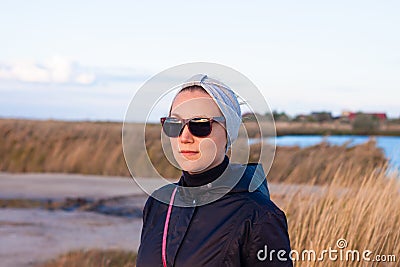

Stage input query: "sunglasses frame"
[{"left": 160, "top": 116, "right": 225, "bottom": 138}]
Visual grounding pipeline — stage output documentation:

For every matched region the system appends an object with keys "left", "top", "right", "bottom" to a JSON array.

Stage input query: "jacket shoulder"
[{"left": 240, "top": 190, "right": 287, "bottom": 223}]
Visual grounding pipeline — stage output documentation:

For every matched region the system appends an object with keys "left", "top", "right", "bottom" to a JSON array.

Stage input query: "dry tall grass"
[
  {"left": 260, "top": 140, "right": 387, "bottom": 185},
  {"left": 0, "top": 119, "right": 388, "bottom": 186},
  {"left": 0, "top": 119, "right": 129, "bottom": 175},
  {"left": 278, "top": 162, "right": 400, "bottom": 266}
]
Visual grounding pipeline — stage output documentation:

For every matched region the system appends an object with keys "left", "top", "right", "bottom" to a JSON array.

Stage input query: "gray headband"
[{"left": 174, "top": 74, "right": 242, "bottom": 150}]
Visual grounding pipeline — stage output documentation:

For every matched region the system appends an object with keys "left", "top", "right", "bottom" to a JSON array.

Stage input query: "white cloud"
[
  {"left": 0, "top": 56, "right": 96, "bottom": 85},
  {"left": 74, "top": 73, "right": 96, "bottom": 85},
  {"left": 44, "top": 56, "right": 72, "bottom": 83},
  {"left": 0, "top": 60, "right": 50, "bottom": 83}
]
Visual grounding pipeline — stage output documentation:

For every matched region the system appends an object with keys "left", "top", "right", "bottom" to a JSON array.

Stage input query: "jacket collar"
[{"left": 174, "top": 163, "right": 270, "bottom": 206}]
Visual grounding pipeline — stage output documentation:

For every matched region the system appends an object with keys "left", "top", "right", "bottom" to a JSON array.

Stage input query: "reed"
[
  {"left": 278, "top": 163, "right": 400, "bottom": 266},
  {"left": 0, "top": 119, "right": 388, "bottom": 186}
]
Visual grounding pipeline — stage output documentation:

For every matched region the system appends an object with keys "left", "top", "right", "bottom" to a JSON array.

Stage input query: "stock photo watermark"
[{"left": 257, "top": 238, "right": 397, "bottom": 263}]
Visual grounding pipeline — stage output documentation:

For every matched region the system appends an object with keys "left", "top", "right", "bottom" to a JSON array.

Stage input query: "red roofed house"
[{"left": 347, "top": 112, "right": 387, "bottom": 122}]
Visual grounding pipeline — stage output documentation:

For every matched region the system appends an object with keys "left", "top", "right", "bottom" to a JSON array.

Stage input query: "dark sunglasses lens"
[
  {"left": 189, "top": 119, "right": 212, "bottom": 137},
  {"left": 162, "top": 119, "right": 182, "bottom": 137}
]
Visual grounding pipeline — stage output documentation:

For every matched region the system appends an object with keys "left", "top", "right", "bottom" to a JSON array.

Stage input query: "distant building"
[
  {"left": 293, "top": 114, "right": 311, "bottom": 122},
  {"left": 346, "top": 112, "right": 387, "bottom": 122},
  {"left": 311, "top": 112, "right": 333, "bottom": 122}
]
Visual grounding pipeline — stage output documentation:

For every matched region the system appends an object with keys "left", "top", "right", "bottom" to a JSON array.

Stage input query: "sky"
[{"left": 1, "top": 0, "right": 399, "bottom": 121}]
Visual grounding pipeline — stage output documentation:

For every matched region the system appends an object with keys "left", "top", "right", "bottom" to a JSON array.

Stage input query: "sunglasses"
[{"left": 160, "top": 116, "right": 225, "bottom": 138}]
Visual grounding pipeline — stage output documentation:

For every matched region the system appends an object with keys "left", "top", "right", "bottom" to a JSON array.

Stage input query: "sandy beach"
[{"left": 0, "top": 173, "right": 152, "bottom": 267}]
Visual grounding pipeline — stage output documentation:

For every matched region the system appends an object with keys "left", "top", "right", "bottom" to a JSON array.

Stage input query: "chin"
[
  {"left": 179, "top": 160, "right": 210, "bottom": 173},
  {"left": 174, "top": 153, "right": 215, "bottom": 173}
]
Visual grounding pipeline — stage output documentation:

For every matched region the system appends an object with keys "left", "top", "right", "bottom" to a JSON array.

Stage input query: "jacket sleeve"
[{"left": 242, "top": 209, "right": 293, "bottom": 266}]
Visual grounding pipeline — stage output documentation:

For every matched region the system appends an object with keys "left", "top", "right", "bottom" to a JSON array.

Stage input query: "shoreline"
[{"left": 1, "top": 118, "right": 400, "bottom": 136}]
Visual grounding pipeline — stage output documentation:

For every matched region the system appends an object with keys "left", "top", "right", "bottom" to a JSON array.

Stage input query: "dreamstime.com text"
[{"left": 257, "top": 238, "right": 397, "bottom": 263}]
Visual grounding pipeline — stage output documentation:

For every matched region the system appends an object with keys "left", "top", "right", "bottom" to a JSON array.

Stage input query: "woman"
[{"left": 136, "top": 74, "right": 292, "bottom": 266}]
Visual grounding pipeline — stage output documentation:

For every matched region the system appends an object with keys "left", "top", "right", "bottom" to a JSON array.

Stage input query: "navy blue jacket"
[{"left": 136, "top": 163, "right": 292, "bottom": 266}]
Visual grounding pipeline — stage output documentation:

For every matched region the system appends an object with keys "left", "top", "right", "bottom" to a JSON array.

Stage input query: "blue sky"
[{"left": 1, "top": 0, "right": 399, "bottom": 121}]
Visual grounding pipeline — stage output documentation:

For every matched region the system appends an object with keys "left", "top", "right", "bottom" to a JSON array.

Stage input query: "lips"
[
  {"left": 180, "top": 150, "right": 199, "bottom": 154},
  {"left": 179, "top": 150, "right": 199, "bottom": 157}
]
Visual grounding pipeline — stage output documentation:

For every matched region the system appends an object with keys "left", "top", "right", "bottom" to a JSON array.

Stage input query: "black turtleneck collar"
[{"left": 181, "top": 156, "right": 229, "bottom": 187}]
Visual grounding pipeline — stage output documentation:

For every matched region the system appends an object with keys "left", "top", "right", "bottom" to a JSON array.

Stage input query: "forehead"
[{"left": 171, "top": 90, "right": 222, "bottom": 118}]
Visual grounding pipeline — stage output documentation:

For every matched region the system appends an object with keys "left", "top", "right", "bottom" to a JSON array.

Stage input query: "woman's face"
[{"left": 169, "top": 89, "right": 227, "bottom": 174}]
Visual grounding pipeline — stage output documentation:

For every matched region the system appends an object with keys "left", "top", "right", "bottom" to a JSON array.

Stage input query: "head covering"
[{"left": 175, "top": 74, "right": 242, "bottom": 150}]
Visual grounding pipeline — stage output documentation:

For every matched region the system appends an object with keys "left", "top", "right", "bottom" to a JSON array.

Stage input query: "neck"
[{"left": 181, "top": 156, "right": 229, "bottom": 187}]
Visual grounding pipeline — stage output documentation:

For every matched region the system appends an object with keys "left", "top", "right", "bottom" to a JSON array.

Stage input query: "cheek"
[
  {"left": 170, "top": 139, "right": 182, "bottom": 159},
  {"left": 198, "top": 138, "right": 217, "bottom": 156},
  {"left": 170, "top": 138, "right": 179, "bottom": 149},
  {"left": 212, "top": 127, "right": 227, "bottom": 152},
  {"left": 199, "top": 136, "right": 226, "bottom": 165}
]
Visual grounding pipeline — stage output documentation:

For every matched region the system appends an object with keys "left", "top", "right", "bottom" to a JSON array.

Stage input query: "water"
[{"left": 255, "top": 135, "right": 400, "bottom": 172}]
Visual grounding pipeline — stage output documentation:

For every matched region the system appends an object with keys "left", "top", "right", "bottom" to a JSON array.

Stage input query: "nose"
[{"left": 179, "top": 124, "right": 194, "bottom": 143}]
